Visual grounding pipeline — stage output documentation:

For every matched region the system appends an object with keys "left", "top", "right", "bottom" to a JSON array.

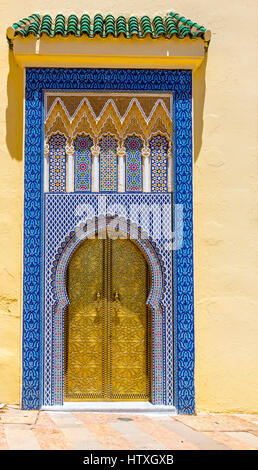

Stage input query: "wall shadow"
[
  {"left": 6, "top": 49, "right": 24, "bottom": 161},
  {"left": 193, "top": 52, "right": 208, "bottom": 162}
]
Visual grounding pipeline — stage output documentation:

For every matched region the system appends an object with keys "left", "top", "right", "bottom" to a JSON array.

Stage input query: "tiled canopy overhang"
[
  {"left": 7, "top": 11, "right": 210, "bottom": 70},
  {"left": 7, "top": 12, "right": 211, "bottom": 41},
  {"left": 7, "top": 11, "right": 210, "bottom": 414}
]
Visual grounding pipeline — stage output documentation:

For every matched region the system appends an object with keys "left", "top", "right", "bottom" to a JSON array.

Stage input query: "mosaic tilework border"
[{"left": 23, "top": 68, "right": 194, "bottom": 413}]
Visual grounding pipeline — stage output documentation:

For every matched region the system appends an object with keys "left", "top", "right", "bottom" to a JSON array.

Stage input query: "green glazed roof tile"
[
  {"left": 105, "top": 14, "right": 115, "bottom": 37},
  {"left": 93, "top": 14, "right": 104, "bottom": 36},
  {"left": 128, "top": 16, "right": 139, "bottom": 37},
  {"left": 140, "top": 16, "right": 153, "bottom": 37},
  {"left": 54, "top": 14, "right": 66, "bottom": 36},
  {"left": 40, "top": 15, "right": 52, "bottom": 36},
  {"left": 67, "top": 15, "right": 78, "bottom": 35},
  {"left": 6, "top": 11, "right": 211, "bottom": 43},
  {"left": 153, "top": 16, "right": 166, "bottom": 37},
  {"left": 80, "top": 14, "right": 91, "bottom": 36},
  {"left": 116, "top": 16, "right": 127, "bottom": 37}
]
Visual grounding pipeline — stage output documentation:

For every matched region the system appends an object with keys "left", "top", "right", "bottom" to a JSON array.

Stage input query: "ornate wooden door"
[{"left": 64, "top": 237, "right": 151, "bottom": 401}]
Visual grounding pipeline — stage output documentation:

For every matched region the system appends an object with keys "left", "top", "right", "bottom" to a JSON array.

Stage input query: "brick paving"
[{"left": 0, "top": 407, "right": 258, "bottom": 450}]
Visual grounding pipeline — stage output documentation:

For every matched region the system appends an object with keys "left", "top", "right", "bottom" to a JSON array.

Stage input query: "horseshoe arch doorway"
[{"left": 64, "top": 236, "right": 151, "bottom": 401}]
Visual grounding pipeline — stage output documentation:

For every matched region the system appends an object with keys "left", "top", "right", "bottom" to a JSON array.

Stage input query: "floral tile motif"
[
  {"left": 99, "top": 135, "right": 118, "bottom": 192},
  {"left": 125, "top": 135, "right": 143, "bottom": 192},
  {"left": 150, "top": 134, "right": 168, "bottom": 192},
  {"left": 74, "top": 134, "right": 93, "bottom": 192},
  {"left": 49, "top": 134, "right": 66, "bottom": 192}
]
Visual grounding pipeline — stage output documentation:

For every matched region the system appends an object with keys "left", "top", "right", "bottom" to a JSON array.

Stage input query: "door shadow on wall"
[
  {"left": 193, "top": 52, "right": 208, "bottom": 163},
  {"left": 6, "top": 50, "right": 24, "bottom": 161}
]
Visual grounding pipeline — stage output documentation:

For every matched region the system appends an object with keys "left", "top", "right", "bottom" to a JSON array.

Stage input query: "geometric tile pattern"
[
  {"left": 23, "top": 68, "right": 194, "bottom": 414},
  {"left": 99, "top": 135, "right": 118, "bottom": 192},
  {"left": 150, "top": 134, "right": 168, "bottom": 192},
  {"left": 124, "top": 135, "right": 143, "bottom": 192},
  {"left": 74, "top": 134, "right": 93, "bottom": 192},
  {"left": 44, "top": 193, "right": 172, "bottom": 406},
  {"left": 49, "top": 133, "right": 66, "bottom": 192},
  {"left": 53, "top": 214, "right": 164, "bottom": 404}
]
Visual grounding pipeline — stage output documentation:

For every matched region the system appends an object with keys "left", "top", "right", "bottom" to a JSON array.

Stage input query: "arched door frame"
[{"left": 52, "top": 215, "right": 165, "bottom": 405}]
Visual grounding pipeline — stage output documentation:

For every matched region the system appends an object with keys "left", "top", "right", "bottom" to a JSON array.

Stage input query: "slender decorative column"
[
  {"left": 44, "top": 141, "right": 49, "bottom": 193},
  {"left": 142, "top": 145, "right": 151, "bottom": 193},
  {"left": 117, "top": 145, "right": 126, "bottom": 192},
  {"left": 167, "top": 142, "right": 173, "bottom": 193},
  {"left": 65, "top": 143, "right": 75, "bottom": 193},
  {"left": 91, "top": 145, "right": 100, "bottom": 192}
]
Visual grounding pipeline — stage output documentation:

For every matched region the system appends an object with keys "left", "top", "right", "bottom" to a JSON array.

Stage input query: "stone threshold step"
[{"left": 42, "top": 402, "right": 177, "bottom": 414}]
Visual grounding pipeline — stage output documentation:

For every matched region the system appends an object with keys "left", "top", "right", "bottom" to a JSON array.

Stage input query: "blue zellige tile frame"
[{"left": 23, "top": 68, "right": 194, "bottom": 413}]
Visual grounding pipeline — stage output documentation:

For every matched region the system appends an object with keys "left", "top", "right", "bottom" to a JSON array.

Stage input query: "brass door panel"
[
  {"left": 65, "top": 239, "right": 105, "bottom": 400},
  {"left": 110, "top": 239, "right": 150, "bottom": 400},
  {"left": 65, "top": 237, "right": 150, "bottom": 401}
]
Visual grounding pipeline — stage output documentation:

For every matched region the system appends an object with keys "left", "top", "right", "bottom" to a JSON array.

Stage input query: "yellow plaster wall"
[{"left": 0, "top": 1, "right": 257, "bottom": 411}]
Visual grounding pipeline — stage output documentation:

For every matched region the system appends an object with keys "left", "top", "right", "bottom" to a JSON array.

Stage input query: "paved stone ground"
[{"left": 0, "top": 407, "right": 258, "bottom": 450}]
